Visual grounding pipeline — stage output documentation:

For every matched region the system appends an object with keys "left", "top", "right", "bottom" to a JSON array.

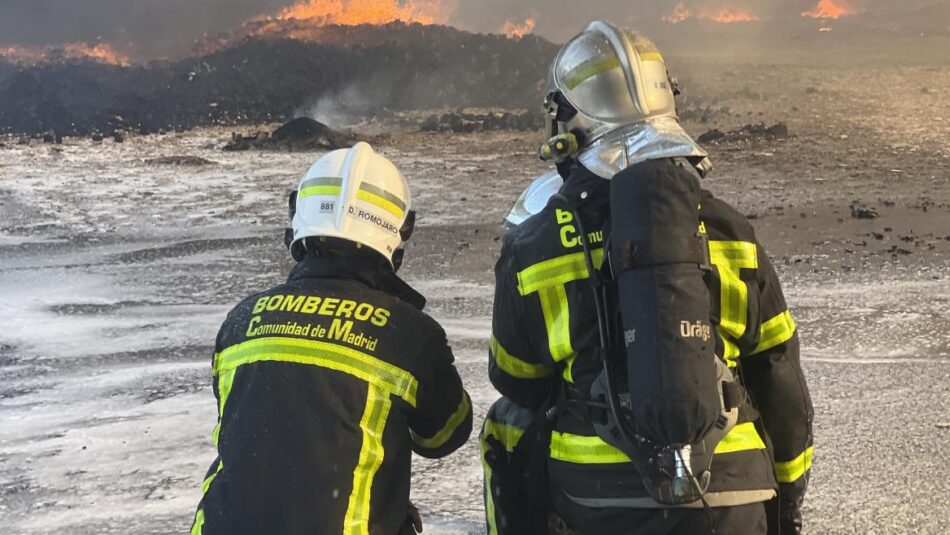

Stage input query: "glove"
[{"left": 398, "top": 502, "right": 423, "bottom": 535}]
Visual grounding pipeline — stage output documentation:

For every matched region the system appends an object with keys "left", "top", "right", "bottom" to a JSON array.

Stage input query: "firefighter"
[
  {"left": 191, "top": 142, "right": 473, "bottom": 535},
  {"left": 482, "top": 22, "right": 814, "bottom": 535}
]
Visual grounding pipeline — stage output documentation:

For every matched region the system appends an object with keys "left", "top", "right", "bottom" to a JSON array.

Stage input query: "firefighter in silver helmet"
[{"left": 482, "top": 21, "right": 813, "bottom": 535}]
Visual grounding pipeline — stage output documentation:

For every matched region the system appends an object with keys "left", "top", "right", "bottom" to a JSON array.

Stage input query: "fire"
[
  {"left": 801, "top": 0, "right": 858, "bottom": 20},
  {"left": 0, "top": 42, "right": 129, "bottom": 66},
  {"left": 663, "top": 2, "right": 760, "bottom": 24},
  {"left": 663, "top": 3, "right": 693, "bottom": 23},
  {"left": 234, "top": 0, "right": 453, "bottom": 43},
  {"left": 702, "top": 6, "right": 759, "bottom": 23},
  {"left": 501, "top": 18, "right": 537, "bottom": 39},
  {"left": 273, "top": 0, "right": 448, "bottom": 26},
  {"left": 62, "top": 43, "right": 130, "bottom": 65}
]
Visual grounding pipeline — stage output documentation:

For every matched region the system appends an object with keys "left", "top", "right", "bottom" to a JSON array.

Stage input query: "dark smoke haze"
[
  {"left": 0, "top": 0, "right": 292, "bottom": 56},
  {"left": 0, "top": 0, "right": 946, "bottom": 57},
  {"left": 458, "top": 0, "right": 942, "bottom": 38}
]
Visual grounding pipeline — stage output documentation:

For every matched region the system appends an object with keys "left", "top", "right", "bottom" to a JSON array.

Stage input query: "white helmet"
[
  {"left": 541, "top": 21, "right": 710, "bottom": 179},
  {"left": 289, "top": 143, "right": 414, "bottom": 268}
]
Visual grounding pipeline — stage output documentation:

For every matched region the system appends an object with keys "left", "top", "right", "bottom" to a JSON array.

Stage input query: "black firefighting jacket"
[
  {"left": 486, "top": 160, "right": 813, "bottom": 531},
  {"left": 191, "top": 252, "right": 473, "bottom": 535}
]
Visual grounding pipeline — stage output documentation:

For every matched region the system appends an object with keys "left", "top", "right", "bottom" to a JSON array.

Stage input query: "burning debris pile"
[
  {"left": 0, "top": 43, "right": 130, "bottom": 67},
  {"left": 697, "top": 122, "right": 790, "bottom": 146},
  {"left": 223, "top": 117, "right": 368, "bottom": 152},
  {"left": 420, "top": 110, "right": 543, "bottom": 133},
  {"left": 663, "top": 2, "right": 760, "bottom": 24},
  {"left": 661, "top": 0, "right": 858, "bottom": 24},
  {"left": 0, "top": 23, "right": 555, "bottom": 137}
]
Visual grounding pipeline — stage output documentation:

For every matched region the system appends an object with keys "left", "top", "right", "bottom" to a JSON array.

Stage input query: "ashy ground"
[{"left": 1, "top": 57, "right": 949, "bottom": 534}]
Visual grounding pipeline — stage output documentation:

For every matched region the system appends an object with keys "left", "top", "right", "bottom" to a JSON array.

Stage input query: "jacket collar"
[
  {"left": 288, "top": 253, "right": 427, "bottom": 311},
  {"left": 558, "top": 162, "right": 611, "bottom": 209}
]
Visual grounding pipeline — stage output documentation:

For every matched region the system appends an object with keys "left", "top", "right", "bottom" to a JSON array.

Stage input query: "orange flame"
[
  {"left": 274, "top": 0, "right": 448, "bottom": 26},
  {"left": 236, "top": 0, "right": 452, "bottom": 43},
  {"left": 663, "top": 2, "right": 760, "bottom": 24},
  {"left": 663, "top": 3, "right": 693, "bottom": 23},
  {"left": 801, "top": 0, "right": 858, "bottom": 19},
  {"left": 501, "top": 18, "right": 536, "bottom": 39},
  {"left": 0, "top": 42, "right": 129, "bottom": 66},
  {"left": 62, "top": 43, "right": 130, "bottom": 65},
  {"left": 703, "top": 6, "right": 759, "bottom": 23}
]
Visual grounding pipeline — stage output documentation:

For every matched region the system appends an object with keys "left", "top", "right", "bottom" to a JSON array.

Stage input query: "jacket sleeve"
[
  {"left": 489, "top": 233, "right": 557, "bottom": 409},
  {"left": 210, "top": 321, "right": 228, "bottom": 447},
  {"left": 408, "top": 327, "right": 473, "bottom": 459},
  {"left": 740, "top": 245, "right": 815, "bottom": 533}
]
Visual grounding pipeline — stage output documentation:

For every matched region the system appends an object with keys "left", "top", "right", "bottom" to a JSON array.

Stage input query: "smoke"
[
  {"left": 0, "top": 0, "right": 296, "bottom": 57},
  {"left": 301, "top": 85, "right": 375, "bottom": 129},
  {"left": 453, "top": 0, "right": 943, "bottom": 40},
  {"left": 0, "top": 0, "right": 944, "bottom": 58}
]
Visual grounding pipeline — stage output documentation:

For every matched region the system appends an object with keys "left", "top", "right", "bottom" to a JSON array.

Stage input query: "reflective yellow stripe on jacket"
[
  {"left": 516, "top": 249, "right": 605, "bottom": 382},
  {"left": 412, "top": 394, "right": 471, "bottom": 450},
  {"left": 214, "top": 336, "right": 419, "bottom": 406},
  {"left": 774, "top": 447, "right": 814, "bottom": 484},
  {"left": 708, "top": 240, "right": 758, "bottom": 367},
  {"left": 549, "top": 422, "right": 767, "bottom": 464},
  {"left": 753, "top": 311, "right": 797, "bottom": 355},
  {"left": 481, "top": 416, "right": 528, "bottom": 535},
  {"left": 190, "top": 460, "right": 225, "bottom": 535},
  {"left": 345, "top": 385, "right": 392, "bottom": 535},
  {"left": 490, "top": 336, "right": 552, "bottom": 379}
]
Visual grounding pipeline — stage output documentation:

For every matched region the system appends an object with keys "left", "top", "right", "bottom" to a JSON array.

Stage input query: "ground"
[{"left": 1, "top": 57, "right": 949, "bottom": 534}]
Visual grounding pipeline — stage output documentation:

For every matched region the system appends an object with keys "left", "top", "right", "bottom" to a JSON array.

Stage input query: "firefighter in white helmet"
[
  {"left": 482, "top": 22, "right": 813, "bottom": 535},
  {"left": 192, "top": 143, "right": 472, "bottom": 535}
]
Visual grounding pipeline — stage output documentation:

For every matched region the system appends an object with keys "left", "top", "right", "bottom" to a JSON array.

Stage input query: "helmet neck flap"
[{"left": 577, "top": 116, "right": 711, "bottom": 179}]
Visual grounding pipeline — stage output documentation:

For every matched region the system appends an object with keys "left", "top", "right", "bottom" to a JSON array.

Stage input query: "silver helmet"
[{"left": 543, "top": 21, "right": 710, "bottom": 179}]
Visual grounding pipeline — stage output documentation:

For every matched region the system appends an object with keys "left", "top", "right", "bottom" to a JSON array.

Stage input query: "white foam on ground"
[
  {"left": 0, "top": 267, "right": 227, "bottom": 361},
  {"left": 437, "top": 317, "right": 492, "bottom": 341},
  {"left": 0, "top": 362, "right": 215, "bottom": 532}
]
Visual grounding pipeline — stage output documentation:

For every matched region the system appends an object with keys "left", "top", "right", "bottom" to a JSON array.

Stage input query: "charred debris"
[{"left": 0, "top": 23, "right": 556, "bottom": 138}]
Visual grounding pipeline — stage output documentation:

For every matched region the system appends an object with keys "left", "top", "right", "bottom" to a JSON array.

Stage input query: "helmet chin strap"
[
  {"left": 391, "top": 210, "right": 416, "bottom": 273},
  {"left": 285, "top": 190, "right": 299, "bottom": 255}
]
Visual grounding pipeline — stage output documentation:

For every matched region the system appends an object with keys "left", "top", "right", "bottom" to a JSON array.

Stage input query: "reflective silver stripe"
[
  {"left": 300, "top": 176, "right": 343, "bottom": 190},
  {"left": 359, "top": 182, "right": 406, "bottom": 212},
  {"left": 563, "top": 489, "right": 776, "bottom": 509}
]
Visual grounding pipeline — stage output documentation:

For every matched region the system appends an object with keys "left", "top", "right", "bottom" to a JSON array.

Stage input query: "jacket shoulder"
[
  {"left": 701, "top": 190, "right": 757, "bottom": 242},
  {"left": 501, "top": 203, "right": 569, "bottom": 270}
]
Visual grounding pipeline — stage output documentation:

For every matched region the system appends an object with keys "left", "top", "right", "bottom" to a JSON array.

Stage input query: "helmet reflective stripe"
[
  {"left": 357, "top": 182, "right": 406, "bottom": 219},
  {"left": 563, "top": 56, "right": 622, "bottom": 91},
  {"left": 291, "top": 142, "right": 412, "bottom": 266},
  {"left": 299, "top": 177, "right": 343, "bottom": 199}
]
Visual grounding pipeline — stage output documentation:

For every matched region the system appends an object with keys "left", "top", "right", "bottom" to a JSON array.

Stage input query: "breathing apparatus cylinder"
[
  {"left": 611, "top": 160, "right": 719, "bottom": 446},
  {"left": 588, "top": 159, "right": 738, "bottom": 506}
]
